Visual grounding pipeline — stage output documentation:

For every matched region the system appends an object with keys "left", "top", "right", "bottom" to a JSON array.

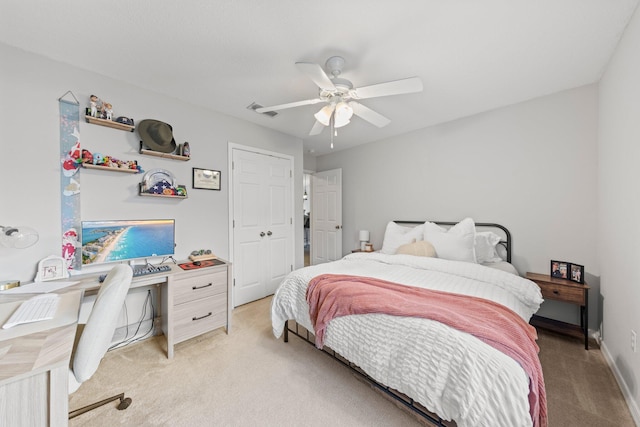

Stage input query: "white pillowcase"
[
  {"left": 423, "top": 218, "right": 477, "bottom": 263},
  {"left": 475, "top": 231, "right": 503, "bottom": 264},
  {"left": 380, "top": 222, "right": 425, "bottom": 254}
]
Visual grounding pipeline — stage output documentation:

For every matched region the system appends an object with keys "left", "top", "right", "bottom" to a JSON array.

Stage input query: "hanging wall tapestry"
[{"left": 58, "top": 91, "right": 82, "bottom": 270}]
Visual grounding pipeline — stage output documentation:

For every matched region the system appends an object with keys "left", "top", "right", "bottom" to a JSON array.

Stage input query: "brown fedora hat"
[{"left": 138, "top": 119, "right": 177, "bottom": 153}]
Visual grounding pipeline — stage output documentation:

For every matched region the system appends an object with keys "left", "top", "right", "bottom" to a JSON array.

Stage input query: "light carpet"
[{"left": 69, "top": 296, "right": 634, "bottom": 426}]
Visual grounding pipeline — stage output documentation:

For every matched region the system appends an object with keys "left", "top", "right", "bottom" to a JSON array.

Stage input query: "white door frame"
[{"left": 227, "top": 142, "right": 296, "bottom": 308}]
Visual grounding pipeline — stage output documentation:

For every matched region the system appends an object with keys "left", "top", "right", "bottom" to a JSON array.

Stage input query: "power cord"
[{"left": 108, "top": 289, "right": 155, "bottom": 350}]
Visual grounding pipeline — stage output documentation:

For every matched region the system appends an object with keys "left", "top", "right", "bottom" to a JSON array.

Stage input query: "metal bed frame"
[{"left": 282, "top": 221, "right": 513, "bottom": 426}]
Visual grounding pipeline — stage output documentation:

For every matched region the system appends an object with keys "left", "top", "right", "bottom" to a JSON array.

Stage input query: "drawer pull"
[
  {"left": 553, "top": 290, "right": 559, "bottom": 294},
  {"left": 192, "top": 312, "right": 213, "bottom": 321},
  {"left": 192, "top": 283, "right": 213, "bottom": 290}
]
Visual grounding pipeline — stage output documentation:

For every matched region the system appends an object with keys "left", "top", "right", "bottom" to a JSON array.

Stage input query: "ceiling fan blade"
[
  {"left": 352, "top": 77, "right": 423, "bottom": 100},
  {"left": 255, "top": 98, "right": 324, "bottom": 113},
  {"left": 350, "top": 102, "right": 391, "bottom": 128},
  {"left": 296, "top": 62, "right": 336, "bottom": 90},
  {"left": 309, "top": 120, "right": 325, "bottom": 136}
]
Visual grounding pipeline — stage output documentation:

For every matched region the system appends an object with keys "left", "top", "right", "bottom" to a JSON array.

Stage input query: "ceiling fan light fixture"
[
  {"left": 333, "top": 101, "right": 353, "bottom": 128},
  {"left": 314, "top": 105, "right": 334, "bottom": 126}
]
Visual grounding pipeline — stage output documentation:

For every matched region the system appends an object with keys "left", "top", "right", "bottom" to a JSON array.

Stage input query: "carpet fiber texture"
[{"left": 69, "top": 296, "right": 634, "bottom": 426}]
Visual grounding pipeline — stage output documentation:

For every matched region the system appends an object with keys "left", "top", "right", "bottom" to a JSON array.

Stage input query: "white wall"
[
  {"left": 316, "top": 85, "right": 599, "bottom": 327},
  {"left": 599, "top": 3, "right": 640, "bottom": 422},
  {"left": 0, "top": 43, "right": 304, "bottom": 295}
]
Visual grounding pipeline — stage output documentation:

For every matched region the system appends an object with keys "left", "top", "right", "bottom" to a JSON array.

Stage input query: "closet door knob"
[
  {"left": 260, "top": 232, "right": 265, "bottom": 237},
  {"left": 267, "top": 231, "right": 272, "bottom": 236}
]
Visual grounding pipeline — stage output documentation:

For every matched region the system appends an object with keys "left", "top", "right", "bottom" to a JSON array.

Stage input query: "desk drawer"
[
  {"left": 173, "top": 293, "right": 226, "bottom": 343},
  {"left": 172, "top": 270, "right": 227, "bottom": 305},
  {"left": 538, "top": 282, "right": 585, "bottom": 305}
]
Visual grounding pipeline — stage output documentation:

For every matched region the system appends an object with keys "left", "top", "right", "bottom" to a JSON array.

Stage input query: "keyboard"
[
  {"left": 98, "top": 264, "right": 171, "bottom": 283},
  {"left": 2, "top": 293, "right": 60, "bottom": 329}
]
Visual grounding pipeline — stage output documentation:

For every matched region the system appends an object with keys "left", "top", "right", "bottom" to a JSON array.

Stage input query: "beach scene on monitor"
[{"left": 82, "top": 219, "right": 175, "bottom": 265}]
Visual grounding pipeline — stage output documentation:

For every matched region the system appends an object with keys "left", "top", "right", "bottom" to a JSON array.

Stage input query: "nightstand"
[{"left": 526, "top": 272, "right": 590, "bottom": 349}]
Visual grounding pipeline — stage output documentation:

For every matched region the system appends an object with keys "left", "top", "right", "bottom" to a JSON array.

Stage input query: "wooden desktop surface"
[{"left": 0, "top": 289, "right": 84, "bottom": 426}]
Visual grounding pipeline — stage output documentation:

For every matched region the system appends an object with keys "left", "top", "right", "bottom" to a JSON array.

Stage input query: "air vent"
[{"left": 247, "top": 102, "right": 278, "bottom": 118}]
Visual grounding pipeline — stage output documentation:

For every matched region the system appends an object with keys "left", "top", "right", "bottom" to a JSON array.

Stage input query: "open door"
[{"left": 311, "top": 168, "right": 342, "bottom": 265}]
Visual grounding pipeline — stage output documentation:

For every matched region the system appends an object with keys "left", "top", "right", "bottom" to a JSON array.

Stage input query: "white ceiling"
[{"left": 1, "top": 1, "right": 637, "bottom": 156}]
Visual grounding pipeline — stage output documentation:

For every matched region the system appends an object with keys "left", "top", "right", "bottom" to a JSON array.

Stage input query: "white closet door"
[
  {"left": 232, "top": 148, "right": 293, "bottom": 307},
  {"left": 311, "top": 168, "right": 342, "bottom": 265}
]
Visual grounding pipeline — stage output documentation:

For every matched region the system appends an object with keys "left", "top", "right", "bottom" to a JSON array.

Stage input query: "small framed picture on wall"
[
  {"left": 569, "top": 263, "right": 585, "bottom": 284},
  {"left": 550, "top": 260, "right": 569, "bottom": 279},
  {"left": 192, "top": 168, "right": 221, "bottom": 190}
]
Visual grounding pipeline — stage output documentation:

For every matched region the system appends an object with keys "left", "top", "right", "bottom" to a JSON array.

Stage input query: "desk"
[
  {"left": 60, "top": 260, "right": 232, "bottom": 359},
  {"left": 0, "top": 290, "right": 83, "bottom": 427}
]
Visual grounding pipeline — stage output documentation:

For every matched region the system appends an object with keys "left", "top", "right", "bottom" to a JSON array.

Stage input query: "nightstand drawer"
[{"left": 537, "top": 281, "right": 585, "bottom": 305}]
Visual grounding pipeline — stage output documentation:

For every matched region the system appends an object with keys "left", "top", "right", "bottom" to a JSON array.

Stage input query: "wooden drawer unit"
[
  {"left": 526, "top": 272, "right": 590, "bottom": 349},
  {"left": 162, "top": 262, "right": 231, "bottom": 358}
]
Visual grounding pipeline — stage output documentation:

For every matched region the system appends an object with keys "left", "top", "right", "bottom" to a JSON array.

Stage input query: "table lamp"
[{"left": 359, "top": 230, "right": 370, "bottom": 251}]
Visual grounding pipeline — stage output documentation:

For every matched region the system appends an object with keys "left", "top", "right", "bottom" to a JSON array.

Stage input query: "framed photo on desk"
[{"left": 34, "top": 255, "right": 69, "bottom": 282}]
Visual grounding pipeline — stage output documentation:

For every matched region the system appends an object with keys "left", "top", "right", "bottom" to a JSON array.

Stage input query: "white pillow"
[
  {"left": 423, "top": 218, "right": 476, "bottom": 263},
  {"left": 475, "top": 231, "right": 503, "bottom": 264},
  {"left": 380, "top": 222, "right": 425, "bottom": 254}
]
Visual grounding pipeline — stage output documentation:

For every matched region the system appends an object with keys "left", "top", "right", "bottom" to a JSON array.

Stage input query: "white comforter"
[{"left": 271, "top": 252, "right": 544, "bottom": 427}]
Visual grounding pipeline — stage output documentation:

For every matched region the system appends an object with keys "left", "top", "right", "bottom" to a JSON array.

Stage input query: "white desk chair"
[{"left": 69, "top": 264, "right": 134, "bottom": 419}]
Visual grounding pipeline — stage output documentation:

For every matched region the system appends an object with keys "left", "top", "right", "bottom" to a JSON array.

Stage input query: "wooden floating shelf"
[
  {"left": 138, "top": 183, "right": 187, "bottom": 199},
  {"left": 82, "top": 163, "right": 139, "bottom": 174},
  {"left": 139, "top": 142, "right": 190, "bottom": 161},
  {"left": 85, "top": 115, "right": 135, "bottom": 132}
]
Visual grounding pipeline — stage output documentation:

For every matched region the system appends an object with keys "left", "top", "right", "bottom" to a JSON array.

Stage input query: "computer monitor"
[{"left": 81, "top": 219, "right": 175, "bottom": 266}]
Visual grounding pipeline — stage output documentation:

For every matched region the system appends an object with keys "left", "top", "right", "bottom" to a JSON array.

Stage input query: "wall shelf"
[
  {"left": 138, "top": 183, "right": 188, "bottom": 199},
  {"left": 85, "top": 115, "right": 135, "bottom": 132},
  {"left": 82, "top": 163, "right": 139, "bottom": 174},
  {"left": 139, "top": 142, "right": 190, "bottom": 161}
]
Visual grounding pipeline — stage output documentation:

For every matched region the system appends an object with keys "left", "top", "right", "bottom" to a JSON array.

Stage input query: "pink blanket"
[{"left": 306, "top": 273, "right": 547, "bottom": 427}]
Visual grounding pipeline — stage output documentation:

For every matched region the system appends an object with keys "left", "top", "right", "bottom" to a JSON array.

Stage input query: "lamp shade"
[
  {"left": 0, "top": 225, "right": 39, "bottom": 249},
  {"left": 359, "top": 230, "right": 370, "bottom": 242},
  {"left": 334, "top": 102, "right": 353, "bottom": 128},
  {"left": 314, "top": 105, "right": 335, "bottom": 126}
]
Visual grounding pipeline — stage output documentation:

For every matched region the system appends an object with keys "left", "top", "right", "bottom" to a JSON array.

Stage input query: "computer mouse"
[{"left": 194, "top": 261, "right": 201, "bottom": 266}]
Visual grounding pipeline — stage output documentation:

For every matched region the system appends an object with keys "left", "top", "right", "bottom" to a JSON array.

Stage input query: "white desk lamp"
[
  {"left": 0, "top": 225, "right": 39, "bottom": 249},
  {"left": 359, "top": 230, "right": 370, "bottom": 251}
]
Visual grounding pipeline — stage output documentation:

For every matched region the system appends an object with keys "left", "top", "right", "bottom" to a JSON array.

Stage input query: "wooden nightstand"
[{"left": 526, "top": 272, "right": 590, "bottom": 350}]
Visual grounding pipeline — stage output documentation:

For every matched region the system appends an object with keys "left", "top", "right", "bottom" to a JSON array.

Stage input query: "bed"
[{"left": 271, "top": 219, "right": 545, "bottom": 427}]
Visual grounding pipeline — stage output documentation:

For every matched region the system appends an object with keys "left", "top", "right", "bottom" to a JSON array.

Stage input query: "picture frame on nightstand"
[
  {"left": 550, "top": 260, "right": 568, "bottom": 279},
  {"left": 569, "top": 263, "right": 585, "bottom": 284}
]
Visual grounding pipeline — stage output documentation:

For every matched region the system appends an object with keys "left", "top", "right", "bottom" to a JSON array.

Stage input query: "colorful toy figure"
[
  {"left": 81, "top": 149, "right": 93, "bottom": 164},
  {"left": 93, "top": 152, "right": 104, "bottom": 165}
]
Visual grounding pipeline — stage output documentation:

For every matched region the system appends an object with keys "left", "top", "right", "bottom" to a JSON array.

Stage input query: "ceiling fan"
[{"left": 256, "top": 56, "right": 423, "bottom": 136}]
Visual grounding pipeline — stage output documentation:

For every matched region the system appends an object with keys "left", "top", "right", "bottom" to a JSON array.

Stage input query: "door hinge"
[
  {"left": 290, "top": 217, "right": 292, "bottom": 225},
  {"left": 233, "top": 219, "right": 235, "bottom": 228},
  {"left": 290, "top": 169, "right": 292, "bottom": 178},
  {"left": 232, "top": 161, "right": 235, "bottom": 170},
  {"left": 291, "top": 265, "right": 293, "bottom": 272},
  {"left": 233, "top": 278, "right": 235, "bottom": 287}
]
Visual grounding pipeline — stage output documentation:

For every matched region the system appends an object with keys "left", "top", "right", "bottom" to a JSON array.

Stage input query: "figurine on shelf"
[
  {"left": 103, "top": 102, "right": 113, "bottom": 120},
  {"left": 89, "top": 95, "right": 100, "bottom": 117},
  {"left": 181, "top": 142, "right": 191, "bottom": 157}
]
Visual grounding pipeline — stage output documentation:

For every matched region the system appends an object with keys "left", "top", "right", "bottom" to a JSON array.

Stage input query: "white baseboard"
[{"left": 601, "top": 342, "right": 640, "bottom": 426}]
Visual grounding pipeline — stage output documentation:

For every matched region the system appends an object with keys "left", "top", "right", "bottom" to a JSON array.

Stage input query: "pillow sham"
[
  {"left": 380, "top": 221, "right": 424, "bottom": 254},
  {"left": 396, "top": 240, "right": 437, "bottom": 257},
  {"left": 475, "top": 231, "right": 503, "bottom": 264},
  {"left": 423, "top": 218, "right": 476, "bottom": 263}
]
